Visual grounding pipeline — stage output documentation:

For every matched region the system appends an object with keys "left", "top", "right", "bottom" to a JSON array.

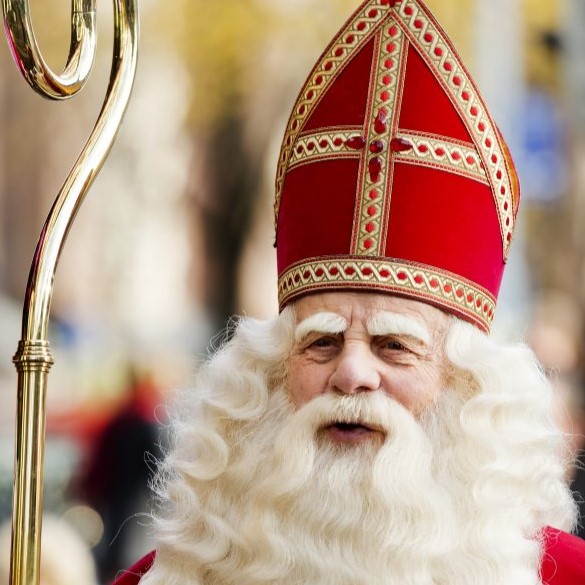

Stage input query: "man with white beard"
[{"left": 113, "top": 0, "right": 585, "bottom": 583}]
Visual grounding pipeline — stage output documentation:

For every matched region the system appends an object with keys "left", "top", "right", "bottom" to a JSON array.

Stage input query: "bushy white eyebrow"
[
  {"left": 366, "top": 312, "right": 430, "bottom": 345},
  {"left": 294, "top": 312, "right": 348, "bottom": 342}
]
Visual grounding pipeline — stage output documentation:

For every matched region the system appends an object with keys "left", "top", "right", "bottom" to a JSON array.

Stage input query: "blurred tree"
[
  {"left": 523, "top": 0, "right": 565, "bottom": 92},
  {"left": 145, "top": 0, "right": 363, "bottom": 330}
]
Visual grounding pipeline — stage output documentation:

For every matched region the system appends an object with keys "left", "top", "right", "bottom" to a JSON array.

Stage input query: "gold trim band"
[
  {"left": 279, "top": 256, "right": 495, "bottom": 331},
  {"left": 289, "top": 127, "right": 363, "bottom": 169},
  {"left": 352, "top": 21, "right": 407, "bottom": 256},
  {"left": 394, "top": 130, "right": 489, "bottom": 184}
]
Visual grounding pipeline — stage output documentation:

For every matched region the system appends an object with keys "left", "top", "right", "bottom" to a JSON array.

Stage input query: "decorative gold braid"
[
  {"left": 351, "top": 22, "right": 407, "bottom": 256},
  {"left": 288, "top": 125, "right": 488, "bottom": 186},
  {"left": 278, "top": 256, "right": 496, "bottom": 332},
  {"left": 274, "top": 1, "right": 392, "bottom": 228},
  {"left": 393, "top": 0, "right": 515, "bottom": 258},
  {"left": 394, "top": 131, "right": 489, "bottom": 184},
  {"left": 289, "top": 127, "right": 364, "bottom": 169}
]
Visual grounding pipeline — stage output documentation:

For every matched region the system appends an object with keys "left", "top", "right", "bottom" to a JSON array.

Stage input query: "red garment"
[
  {"left": 111, "top": 550, "right": 155, "bottom": 585},
  {"left": 541, "top": 528, "right": 585, "bottom": 584},
  {"left": 112, "top": 527, "right": 585, "bottom": 584}
]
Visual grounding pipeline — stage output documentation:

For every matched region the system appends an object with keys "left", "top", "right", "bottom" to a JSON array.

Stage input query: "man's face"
[{"left": 288, "top": 291, "right": 449, "bottom": 445}]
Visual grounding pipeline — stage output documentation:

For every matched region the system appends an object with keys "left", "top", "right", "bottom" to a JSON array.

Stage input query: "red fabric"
[
  {"left": 398, "top": 44, "right": 471, "bottom": 142},
  {"left": 387, "top": 164, "right": 503, "bottom": 293},
  {"left": 278, "top": 159, "right": 359, "bottom": 267},
  {"left": 111, "top": 551, "right": 155, "bottom": 585},
  {"left": 112, "top": 528, "right": 585, "bottom": 583},
  {"left": 541, "top": 527, "right": 585, "bottom": 584},
  {"left": 278, "top": 64, "right": 506, "bottom": 291},
  {"left": 304, "top": 37, "right": 374, "bottom": 131},
  {"left": 275, "top": 0, "right": 521, "bottom": 330}
]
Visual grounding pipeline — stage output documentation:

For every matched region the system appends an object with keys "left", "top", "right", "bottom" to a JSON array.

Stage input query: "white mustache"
[{"left": 291, "top": 391, "right": 413, "bottom": 437}]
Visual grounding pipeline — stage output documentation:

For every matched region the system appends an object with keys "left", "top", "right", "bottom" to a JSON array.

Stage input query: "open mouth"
[{"left": 321, "top": 421, "right": 385, "bottom": 443}]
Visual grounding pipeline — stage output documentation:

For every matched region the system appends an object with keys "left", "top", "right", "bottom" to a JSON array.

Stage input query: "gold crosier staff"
[{"left": 2, "top": 1, "right": 138, "bottom": 583}]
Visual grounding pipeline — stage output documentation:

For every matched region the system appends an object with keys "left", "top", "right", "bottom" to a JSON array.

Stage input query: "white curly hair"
[{"left": 141, "top": 306, "right": 576, "bottom": 585}]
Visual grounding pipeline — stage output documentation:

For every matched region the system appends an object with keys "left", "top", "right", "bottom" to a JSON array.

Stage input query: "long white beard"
[
  {"left": 179, "top": 389, "right": 466, "bottom": 585},
  {"left": 143, "top": 384, "right": 552, "bottom": 585},
  {"left": 143, "top": 315, "right": 574, "bottom": 585}
]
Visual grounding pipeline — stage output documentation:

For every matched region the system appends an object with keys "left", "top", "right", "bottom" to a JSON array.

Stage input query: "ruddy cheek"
[
  {"left": 382, "top": 376, "right": 431, "bottom": 413},
  {"left": 288, "top": 364, "right": 321, "bottom": 406}
]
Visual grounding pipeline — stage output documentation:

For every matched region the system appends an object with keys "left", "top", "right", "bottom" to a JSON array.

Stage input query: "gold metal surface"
[
  {"left": 3, "top": 0, "right": 97, "bottom": 99},
  {"left": 3, "top": 1, "right": 139, "bottom": 583}
]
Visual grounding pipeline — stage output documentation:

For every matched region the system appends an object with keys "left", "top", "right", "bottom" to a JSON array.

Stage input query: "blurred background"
[{"left": 1, "top": 0, "right": 585, "bottom": 582}]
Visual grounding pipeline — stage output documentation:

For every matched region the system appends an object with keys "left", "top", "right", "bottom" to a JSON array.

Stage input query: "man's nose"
[{"left": 329, "top": 344, "right": 381, "bottom": 395}]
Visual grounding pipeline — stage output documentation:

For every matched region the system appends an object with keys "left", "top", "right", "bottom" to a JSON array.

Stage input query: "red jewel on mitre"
[{"left": 274, "top": 0, "right": 520, "bottom": 332}]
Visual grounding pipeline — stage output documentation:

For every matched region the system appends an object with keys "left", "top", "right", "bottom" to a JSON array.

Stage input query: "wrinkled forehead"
[{"left": 292, "top": 291, "right": 450, "bottom": 341}]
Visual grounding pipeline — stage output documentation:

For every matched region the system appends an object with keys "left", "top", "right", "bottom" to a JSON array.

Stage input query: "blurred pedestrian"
[{"left": 78, "top": 365, "right": 160, "bottom": 583}]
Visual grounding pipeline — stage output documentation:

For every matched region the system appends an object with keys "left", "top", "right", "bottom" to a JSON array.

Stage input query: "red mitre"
[{"left": 275, "top": 0, "right": 520, "bottom": 332}]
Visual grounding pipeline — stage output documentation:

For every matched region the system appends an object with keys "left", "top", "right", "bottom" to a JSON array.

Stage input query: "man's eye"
[
  {"left": 382, "top": 339, "right": 407, "bottom": 351},
  {"left": 311, "top": 336, "right": 336, "bottom": 348}
]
